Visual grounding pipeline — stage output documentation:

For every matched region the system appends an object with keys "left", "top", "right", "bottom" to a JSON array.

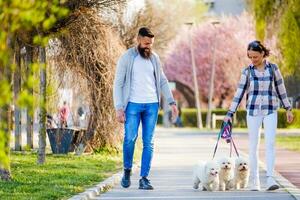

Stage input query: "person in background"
[{"left": 59, "top": 101, "right": 69, "bottom": 128}]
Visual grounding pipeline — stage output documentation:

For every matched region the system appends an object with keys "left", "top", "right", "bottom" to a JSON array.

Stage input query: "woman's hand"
[
  {"left": 286, "top": 110, "right": 294, "bottom": 124},
  {"left": 224, "top": 116, "right": 232, "bottom": 123}
]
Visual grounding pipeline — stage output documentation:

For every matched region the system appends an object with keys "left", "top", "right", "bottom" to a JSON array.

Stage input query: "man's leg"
[
  {"left": 139, "top": 103, "right": 159, "bottom": 190},
  {"left": 121, "top": 102, "right": 141, "bottom": 188}
]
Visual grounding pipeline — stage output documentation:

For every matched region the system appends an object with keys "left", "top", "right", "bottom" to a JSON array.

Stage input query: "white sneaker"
[
  {"left": 267, "top": 176, "right": 279, "bottom": 191},
  {"left": 249, "top": 178, "right": 261, "bottom": 191}
]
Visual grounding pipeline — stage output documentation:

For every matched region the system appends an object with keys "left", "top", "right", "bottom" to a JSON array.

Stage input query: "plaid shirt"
[{"left": 227, "top": 61, "right": 291, "bottom": 117}]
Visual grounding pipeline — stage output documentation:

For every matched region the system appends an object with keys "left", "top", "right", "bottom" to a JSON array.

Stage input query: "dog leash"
[{"left": 212, "top": 121, "right": 239, "bottom": 159}]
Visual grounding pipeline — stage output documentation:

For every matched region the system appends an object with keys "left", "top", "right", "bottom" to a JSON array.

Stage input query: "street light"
[
  {"left": 206, "top": 21, "right": 220, "bottom": 129},
  {"left": 185, "top": 22, "right": 203, "bottom": 129}
]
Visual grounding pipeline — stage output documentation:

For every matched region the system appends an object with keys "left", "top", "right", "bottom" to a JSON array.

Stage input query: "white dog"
[
  {"left": 193, "top": 160, "right": 219, "bottom": 191},
  {"left": 233, "top": 157, "right": 249, "bottom": 190},
  {"left": 218, "top": 157, "right": 234, "bottom": 191}
]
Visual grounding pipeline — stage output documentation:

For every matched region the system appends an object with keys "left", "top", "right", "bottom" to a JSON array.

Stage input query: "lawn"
[
  {"left": 0, "top": 141, "right": 142, "bottom": 200},
  {"left": 276, "top": 136, "right": 300, "bottom": 152},
  {"left": 0, "top": 151, "right": 121, "bottom": 200}
]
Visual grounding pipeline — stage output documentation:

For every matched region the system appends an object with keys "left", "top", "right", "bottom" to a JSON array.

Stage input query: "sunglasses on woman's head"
[{"left": 248, "top": 41, "right": 262, "bottom": 50}]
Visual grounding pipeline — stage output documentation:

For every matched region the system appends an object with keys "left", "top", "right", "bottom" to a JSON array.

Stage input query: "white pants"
[{"left": 247, "top": 112, "right": 277, "bottom": 180}]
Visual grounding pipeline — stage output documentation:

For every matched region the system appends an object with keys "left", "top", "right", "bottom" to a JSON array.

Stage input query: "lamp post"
[
  {"left": 206, "top": 21, "right": 220, "bottom": 129},
  {"left": 185, "top": 22, "right": 203, "bottom": 129}
]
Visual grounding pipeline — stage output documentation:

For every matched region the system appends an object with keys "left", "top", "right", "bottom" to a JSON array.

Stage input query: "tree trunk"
[
  {"left": 13, "top": 39, "right": 22, "bottom": 151},
  {"left": 0, "top": 38, "right": 13, "bottom": 180},
  {"left": 0, "top": 101, "right": 12, "bottom": 181},
  {"left": 37, "top": 46, "right": 46, "bottom": 164},
  {"left": 25, "top": 45, "right": 34, "bottom": 149}
]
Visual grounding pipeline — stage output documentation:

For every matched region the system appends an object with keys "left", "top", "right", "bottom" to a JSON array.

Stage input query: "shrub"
[{"left": 157, "top": 108, "right": 300, "bottom": 129}]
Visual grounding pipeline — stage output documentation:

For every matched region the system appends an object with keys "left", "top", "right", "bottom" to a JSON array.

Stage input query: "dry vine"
[{"left": 52, "top": 7, "right": 124, "bottom": 150}]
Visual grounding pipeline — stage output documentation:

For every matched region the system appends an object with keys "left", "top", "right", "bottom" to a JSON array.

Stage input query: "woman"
[{"left": 224, "top": 40, "right": 294, "bottom": 191}]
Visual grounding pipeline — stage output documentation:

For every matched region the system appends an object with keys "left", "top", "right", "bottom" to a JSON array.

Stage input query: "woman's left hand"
[{"left": 286, "top": 110, "right": 294, "bottom": 124}]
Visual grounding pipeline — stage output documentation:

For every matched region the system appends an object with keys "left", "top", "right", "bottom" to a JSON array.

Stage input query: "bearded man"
[{"left": 113, "top": 27, "right": 178, "bottom": 190}]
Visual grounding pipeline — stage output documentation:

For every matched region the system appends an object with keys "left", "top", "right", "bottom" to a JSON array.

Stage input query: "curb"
[
  {"left": 258, "top": 159, "right": 300, "bottom": 200},
  {"left": 238, "top": 150, "right": 300, "bottom": 200},
  {"left": 273, "top": 170, "right": 300, "bottom": 200},
  {"left": 68, "top": 165, "right": 139, "bottom": 200}
]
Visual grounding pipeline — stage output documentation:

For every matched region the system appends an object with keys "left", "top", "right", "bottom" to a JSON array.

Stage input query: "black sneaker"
[
  {"left": 121, "top": 169, "right": 131, "bottom": 188},
  {"left": 139, "top": 177, "right": 154, "bottom": 190}
]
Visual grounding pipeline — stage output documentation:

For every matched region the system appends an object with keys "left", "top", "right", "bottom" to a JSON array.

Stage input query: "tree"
[
  {"left": 251, "top": 0, "right": 300, "bottom": 76},
  {"left": 0, "top": 0, "right": 68, "bottom": 179},
  {"left": 13, "top": 39, "right": 22, "bottom": 151},
  {"left": 38, "top": 47, "right": 47, "bottom": 164},
  {"left": 114, "top": 0, "right": 207, "bottom": 59},
  {"left": 52, "top": 8, "right": 125, "bottom": 150},
  {"left": 24, "top": 45, "right": 34, "bottom": 149},
  {"left": 164, "top": 13, "right": 255, "bottom": 108}
]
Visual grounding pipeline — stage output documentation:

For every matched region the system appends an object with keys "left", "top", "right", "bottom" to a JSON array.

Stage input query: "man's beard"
[{"left": 138, "top": 45, "right": 152, "bottom": 59}]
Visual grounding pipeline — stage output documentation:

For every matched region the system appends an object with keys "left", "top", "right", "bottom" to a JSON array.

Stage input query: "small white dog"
[
  {"left": 232, "top": 157, "right": 249, "bottom": 189},
  {"left": 193, "top": 160, "right": 219, "bottom": 191},
  {"left": 218, "top": 157, "right": 234, "bottom": 191}
]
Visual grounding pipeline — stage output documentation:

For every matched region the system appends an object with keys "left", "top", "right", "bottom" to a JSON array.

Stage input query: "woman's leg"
[
  {"left": 263, "top": 112, "right": 279, "bottom": 190},
  {"left": 247, "top": 113, "right": 263, "bottom": 190}
]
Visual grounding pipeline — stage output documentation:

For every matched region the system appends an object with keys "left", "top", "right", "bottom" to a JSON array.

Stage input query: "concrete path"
[
  {"left": 93, "top": 128, "right": 295, "bottom": 200},
  {"left": 235, "top": 134, "right": 300, "bottom": 188}
]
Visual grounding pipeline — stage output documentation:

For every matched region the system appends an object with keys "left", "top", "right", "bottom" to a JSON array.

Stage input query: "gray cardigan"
[{"left": 113, "top": 47, "right": 175, "bottom": 110}]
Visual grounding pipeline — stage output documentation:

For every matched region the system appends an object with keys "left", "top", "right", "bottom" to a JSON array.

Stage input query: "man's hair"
[{"left": 138, "top": 27, "right": 154, "bottom": 38}]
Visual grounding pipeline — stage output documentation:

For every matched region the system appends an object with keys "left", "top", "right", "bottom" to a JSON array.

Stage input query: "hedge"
[{"left": 157, "top": 109, "right": 300, "bottom": 129}]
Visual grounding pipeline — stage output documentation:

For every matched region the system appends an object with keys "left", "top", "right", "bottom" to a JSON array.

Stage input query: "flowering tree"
[{"left": 164, "top": 13, "right": 256, "bottom": 108}]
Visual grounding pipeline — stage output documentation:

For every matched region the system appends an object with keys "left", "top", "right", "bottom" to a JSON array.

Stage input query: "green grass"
[
  {"left": 0, "top": 147, "right": 128, "bottom": 200},
  {"left": 0, "top": 152, "right": 122, "bottom": 200},
  {"left": 276, "top": 136, "right": 300, "bottom": 152},
  {"left": 0, "top": 139, "right": 143, "bottom": 200}
]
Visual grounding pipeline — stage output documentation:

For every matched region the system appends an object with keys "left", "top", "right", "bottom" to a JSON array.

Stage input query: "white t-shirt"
[{"left": 129, "top": 54, "right": 158, "bottom": 103}]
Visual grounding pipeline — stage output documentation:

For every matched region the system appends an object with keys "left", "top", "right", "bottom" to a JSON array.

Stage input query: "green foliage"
[
  {"left": 251, "top": 0, "right": 300, "bottom": 76},
  {"left": 0, "top": 80, "right": 12, "bottom": 107},
  {"left": 0, "top": 130, "right": 10, "bottom": 169},
  {"left": 278, "top": 1, "right": 300, "bottom": 75},
  {"left": 0, "top": 152, "right": 122, "bottom": 200},
  {"left": 0, "top": 0, "right": 68, "bottom": 173},
  {"left": 252, "top": 0, "right": 275, "bottom": 40},
  {"left": 158, "top": 109, "right": 300, "bottom": 129}
]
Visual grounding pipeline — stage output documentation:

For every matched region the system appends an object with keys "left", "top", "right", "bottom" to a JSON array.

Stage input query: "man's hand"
[
  {"left": 286, "top": 110, "right": 294, "bottom": 124},
  {"left": 170, "top": 104, "right": 178, "bottom": 122},
  {"left": 116, "top": 109, "right": 125, "bottom": 123}
]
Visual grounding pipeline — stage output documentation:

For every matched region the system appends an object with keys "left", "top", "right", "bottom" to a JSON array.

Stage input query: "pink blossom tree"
[{"left": 164, "top": 13, "right": 256, "bottom": 108}]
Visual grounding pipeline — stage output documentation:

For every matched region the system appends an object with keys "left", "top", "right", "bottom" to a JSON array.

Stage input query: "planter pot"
[{"left": 46, "top": 128, "right": 75, "bottom": 154}]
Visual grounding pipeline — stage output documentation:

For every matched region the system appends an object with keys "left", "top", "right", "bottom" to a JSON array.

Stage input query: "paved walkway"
[
  {"left": 234, "top": 134, "right": 300, "bottom": 188},
  {"left": 93, "top": 128, "right": 296, "bottom": 200}
]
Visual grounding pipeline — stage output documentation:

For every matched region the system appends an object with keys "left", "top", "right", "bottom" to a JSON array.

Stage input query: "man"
[{"left": 113, "top": 27, "right": 178, "bottom": 190}]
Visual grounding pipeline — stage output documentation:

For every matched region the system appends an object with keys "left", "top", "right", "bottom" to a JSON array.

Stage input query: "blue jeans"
[{"left": 123, "top": 102, "right": 159, "bottom": 177}]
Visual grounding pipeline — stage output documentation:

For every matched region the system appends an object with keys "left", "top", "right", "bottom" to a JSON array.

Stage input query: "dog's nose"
[
  {"left": 225, "top": 165, "right": 228, "bottom": 168},
  {"left": 242, "top": 166, "right": 246, "bottom": 170}
]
